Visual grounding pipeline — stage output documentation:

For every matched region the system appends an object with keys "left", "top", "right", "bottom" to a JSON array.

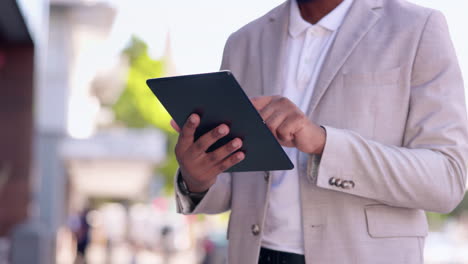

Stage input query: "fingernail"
[
  {"left": 218, "top": 126, "right": 227, "bottom": 135},
  {"left": 237, "top": 153, "right": 244, "bottom": 160},
  {"left": 232, "top": 140, "right": 240, "bottom": 148},
  {"left": 189, "top": 115, "right": 196, "bottom": 123}
]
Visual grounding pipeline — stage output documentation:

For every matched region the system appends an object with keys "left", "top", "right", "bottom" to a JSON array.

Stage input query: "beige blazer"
[{"left": 176, "top": 0, "right": 468, "bottom": 263}]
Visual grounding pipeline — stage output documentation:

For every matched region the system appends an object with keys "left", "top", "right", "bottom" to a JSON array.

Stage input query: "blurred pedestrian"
[
  {"left": 70, "top": 208, "right": 91, "bottom": 264},
  {"left": 160, "top": 225, "right": 175, "bottom": 264}
]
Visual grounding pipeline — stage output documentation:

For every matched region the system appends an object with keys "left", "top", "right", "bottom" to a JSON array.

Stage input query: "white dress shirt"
[{"left": 261, "top": 0, "right": 354, "bottom": 255}]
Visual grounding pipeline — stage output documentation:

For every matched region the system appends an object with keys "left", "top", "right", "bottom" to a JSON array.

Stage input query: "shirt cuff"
[{"left": 175, "top": 171, "right": 207, "bottom": 214}]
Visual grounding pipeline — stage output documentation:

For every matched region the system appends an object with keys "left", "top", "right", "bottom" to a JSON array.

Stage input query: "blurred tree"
[{"left": 113, "top": 36, "right": 178, "bottom": 194}]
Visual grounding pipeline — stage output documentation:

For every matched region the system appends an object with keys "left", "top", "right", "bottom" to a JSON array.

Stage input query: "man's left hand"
[{"left": 251, "top": 96, "right": 326, "bottom": 155}]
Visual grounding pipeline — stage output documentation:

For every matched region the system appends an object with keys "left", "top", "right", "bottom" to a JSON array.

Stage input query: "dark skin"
[
  {"left": 173, "top": 0, "right": 344, "bottom": 193},
  {"left": 297, "top": 0, "right": 344, "bottom": 24}
]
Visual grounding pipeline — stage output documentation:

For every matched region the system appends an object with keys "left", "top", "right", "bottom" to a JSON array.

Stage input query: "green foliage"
[
  {"left": 159, "top": 133, "right": 179, "bottom": 195},
  {"left": 451, "top": 194, "right": 468, "bottom": 217},
  {"left": 113, "top": 36, "right": 178, "bottom": 194},
  {"left": 426, "top": 212, "right": 449, "bottom": 231},
  {"left": 114, "top": 36, "right": 173, "bottom": 133}
]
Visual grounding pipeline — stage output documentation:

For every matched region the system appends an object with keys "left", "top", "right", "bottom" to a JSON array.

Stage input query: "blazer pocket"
[
  {"left": 337, "top": 67, "right": 401, "bottom": 139},
  {"left": 344, "top": 67, "right": 401, "bottom": 87},
  {"left": 365, "top": 205, "right": 428, "bottom": 238}
]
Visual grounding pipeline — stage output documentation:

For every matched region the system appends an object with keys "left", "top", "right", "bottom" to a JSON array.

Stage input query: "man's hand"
[
  {"left": 251, "top": 96, "right": 326, "bottom": 154},
  {"left": 172, "top": 114, "right": 245, "bottom": 193}
]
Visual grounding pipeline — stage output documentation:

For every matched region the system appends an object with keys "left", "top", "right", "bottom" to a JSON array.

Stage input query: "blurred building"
[
  {"left": 0, "top": 0, "right": 35, "bottom": 237},
  {"left": 1, "top": 0, "right": 167, "bottom": 263},
  {"left": 61, "top": 129, "right": 166, "bottom": 208},
  {"left": 0, "top": 0, "right": 48, "bottom": 263}
]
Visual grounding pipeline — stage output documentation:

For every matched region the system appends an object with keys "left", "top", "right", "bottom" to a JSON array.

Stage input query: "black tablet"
[{"left": 146, "top": 71, "right": 294, "bottom": 172}]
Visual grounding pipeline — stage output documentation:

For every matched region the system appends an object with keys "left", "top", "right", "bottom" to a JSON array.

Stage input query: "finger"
[
  {"left": 204, "top": 138, "right": 243, "bottom": 166},
  {"left": 188, "top": 124, "right": 230, "bottom": 157},
  {"left": 251, "top": 96, "right": 274, "bottom": 111},
  {"left": 264, "top": 112, "right": 287, "bottom": 138},
  {"left": 259, "top": 100, "right": 281, "bottom": 121},
  {"left": 277, "top": 114, "right": 304, "bottom": 142},
  {"left": 176, "top": 114, "right": 200, "bottom": 152},
  {"left": 258, "top": 96, "right": 292, "bottom": 121},
  {"left": 170, "top": 119, "right": 181, "bottom": 133},
  {"left": 209, "top": 151, "right": 245, "bottom": 174}
]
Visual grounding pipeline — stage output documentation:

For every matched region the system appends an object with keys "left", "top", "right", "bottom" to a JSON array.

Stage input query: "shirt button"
[{"left": 251, "top": 224, "right": 261, "bottom": 236}]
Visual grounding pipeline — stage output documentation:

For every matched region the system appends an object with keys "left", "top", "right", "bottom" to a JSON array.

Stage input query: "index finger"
[
  {"left": 170, "top": 119, "right": 181, "bottom": 133},
  {"left": 177, "top": 114, "right": 200, "bottom": 150},
  {"left": 251, "top": 96, "right": 274, "bottom": 111}
]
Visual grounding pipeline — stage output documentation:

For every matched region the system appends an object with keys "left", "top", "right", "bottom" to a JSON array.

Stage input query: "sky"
[{"left": 107, "top": 0, "right": 283, "bottom": 73}]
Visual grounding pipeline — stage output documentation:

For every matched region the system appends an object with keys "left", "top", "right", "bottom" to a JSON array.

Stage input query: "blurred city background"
[{"left": 0, "top": 0, "right": 467, "bottom": 263}]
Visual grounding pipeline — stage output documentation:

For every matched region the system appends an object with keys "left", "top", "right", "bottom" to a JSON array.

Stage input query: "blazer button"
[
  {"left": 251, "top": 224, "right": 261, "bottom": 236},
  {"left": 341, "top": 180, "right": 350, "bottom": 189},
  {"left": 264, "top": 172, "right": 270, "bottom": 182},
  {"left": 328, "top": 177, "right": 336, "bottom": 186},
  {"left": 335, "top": 179, "right": 343, "bottom": 187},
  {"left": 341, "top": 180, "right": 356, "bottom": 189}
]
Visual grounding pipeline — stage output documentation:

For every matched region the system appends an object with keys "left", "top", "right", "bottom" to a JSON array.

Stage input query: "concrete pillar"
[
  {"left": 35, "top": 5, "right": 71, "bottom": 233},
  {"left": 22, "top": 5, "right": 73, "bottom": 264},
  {"left": 8, "top": 2, "right": 117, "bottom": 263},
  {"left": 10, "top": 222, "right": 53, "bottom": 264}
]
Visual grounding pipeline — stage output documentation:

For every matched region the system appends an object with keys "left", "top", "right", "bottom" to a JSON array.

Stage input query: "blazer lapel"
[
  {"left": 307, "top": 0, "right": 383, "bottom": 115},
  {"left": 261, "top": 1, "right": 290, "bottom": 96}
]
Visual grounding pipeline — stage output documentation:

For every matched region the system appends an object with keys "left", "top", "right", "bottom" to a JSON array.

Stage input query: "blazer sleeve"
[
  {"left": 175, "top": 35, "right": 236, "bottom": 215},
  {"left": 175, "top": 170, "right": 232, "bottom": 215},
  {"left": 313, "top": 10, "right": 468, "bottom": 214}
]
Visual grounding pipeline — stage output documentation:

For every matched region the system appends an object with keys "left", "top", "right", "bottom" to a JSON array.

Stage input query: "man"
[{"left": 173, "top": 0, "right": 468, "bottom": 263}]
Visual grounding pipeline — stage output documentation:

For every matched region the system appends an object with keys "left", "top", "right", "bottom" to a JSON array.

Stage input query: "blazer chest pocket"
[
  {"left": 365, "top": 204, "right": 428, "bottom": 238},
  {"left": 337, "top": 67, "right": 401, "bottom": 139},
  {"left": 344, "top": 67, "right": 401, "bottom": 87}
]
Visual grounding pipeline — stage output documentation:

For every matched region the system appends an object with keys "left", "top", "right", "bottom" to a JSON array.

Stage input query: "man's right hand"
[{"left": 172, "top": 114, "right": 245, "bottom": 193}]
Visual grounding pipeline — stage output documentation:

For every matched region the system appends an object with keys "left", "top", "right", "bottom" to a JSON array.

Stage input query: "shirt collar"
[{"left": 289, "top": 0, "right": 354, "bottom": 38}]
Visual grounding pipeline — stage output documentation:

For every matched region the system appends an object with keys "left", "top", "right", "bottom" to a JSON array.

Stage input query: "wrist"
[
  {"left": 179, "top": 170, "right": 213, "bottom": 193},
  {"left": 304, "top": 124, "right": 326, "bottom": 155},
  {"left": 313, "top": 126, "right": 326, "bottom": 154},
  {"left": 178, "top": 173, "right": 210, "bottom": 202}
]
